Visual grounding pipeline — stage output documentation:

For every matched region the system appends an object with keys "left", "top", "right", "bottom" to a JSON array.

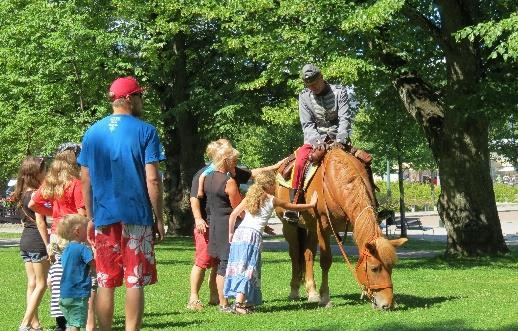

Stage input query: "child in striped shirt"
[{"left": 48, "top": 255, "right": 66, "bottom": 331}]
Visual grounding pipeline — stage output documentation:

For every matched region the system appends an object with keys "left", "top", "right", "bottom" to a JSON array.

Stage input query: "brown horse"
[{"left": 275, "top": 148, "right": 407, "bottom": 310}]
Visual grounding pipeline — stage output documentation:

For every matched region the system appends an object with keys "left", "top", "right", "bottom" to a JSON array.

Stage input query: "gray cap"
[{"left": 301, "top": 63, "right": 321, "bottom": 83}]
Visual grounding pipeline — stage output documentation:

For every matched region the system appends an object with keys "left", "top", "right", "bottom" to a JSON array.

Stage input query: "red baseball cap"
[{"left": 109, "top": 76, "right": 143, "bottom": 101}]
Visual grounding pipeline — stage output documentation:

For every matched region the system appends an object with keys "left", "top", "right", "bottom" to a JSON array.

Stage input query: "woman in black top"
[
  {"left": 11, "top": 156, "right": 49, "bottom": 331},
  {"left": 204, "top": 144, "right": 243, "bottom": 312}
]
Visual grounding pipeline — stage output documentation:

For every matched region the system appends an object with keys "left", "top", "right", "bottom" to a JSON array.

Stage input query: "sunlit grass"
[{"left": 1, "top": 237, "right": 517, "bottom": 330}]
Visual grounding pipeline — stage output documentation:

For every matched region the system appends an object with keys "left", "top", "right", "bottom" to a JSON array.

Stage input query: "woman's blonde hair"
[
  {"left": 57, "top": 214, "right": 88, "bottom": 241},
  {"left": 40, "top": 150, "right": 79, "bottom": 199},
  {"left": 212, "top": 144, "right": 239, "bottom": 170},
  {"left": 244, "top": 171, "right": 276, "bottom": 215},
  {"left": 206, "top": 139, "right": 232, "bottom": 161}
]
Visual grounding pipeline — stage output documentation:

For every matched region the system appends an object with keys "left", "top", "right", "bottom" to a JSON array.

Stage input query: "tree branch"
[
  {"left": 401, "top": 6, "right": 451, "bottom": 51},
  {"left": 393, "top": 72, "right": 444, "bottom": 158}
]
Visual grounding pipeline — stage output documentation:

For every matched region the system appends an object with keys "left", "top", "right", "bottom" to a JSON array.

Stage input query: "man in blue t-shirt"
[{"left": 78, "top": 76, "right": 165, "bottom": 331}]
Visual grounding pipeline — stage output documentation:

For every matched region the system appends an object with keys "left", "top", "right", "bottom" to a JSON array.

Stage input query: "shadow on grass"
[
  {"left": 396, "top": 254, "right": 518, "bottom": 271},
  {"left": 259, "top": 300, "right": 322, "bottom": 312},
  {"left": 302, "top": 320, "right": 518, "bottom": 331},
  {"left": 394, "top": 294, "right": 459, "bottom": 310},
  {"left": 157, "top": 259, "right": 194, "bottom": 266},
  {"left": 264, "top": 292, "right": 458, "bottom": 312},
  {"left": 111, "top": 311, "right": 202, "bottom": 330}
]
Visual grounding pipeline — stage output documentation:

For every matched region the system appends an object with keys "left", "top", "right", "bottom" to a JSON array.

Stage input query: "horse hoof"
[
  {"left": 307, "top": 294, "right": 320, "bottom": 303},
  {"left": 319, "top": 301, "right": 332, "bottom": 308},
  {"left": 288, "top": 293, "right": 300, "bottom": 301}
]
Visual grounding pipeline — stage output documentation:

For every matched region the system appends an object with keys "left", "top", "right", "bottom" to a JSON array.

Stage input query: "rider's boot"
[{"left": 283, "top": 188, "right": 302, "bottom": 222}]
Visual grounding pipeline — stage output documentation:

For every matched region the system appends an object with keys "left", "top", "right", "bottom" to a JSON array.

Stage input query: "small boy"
[{"left": 57, "top": 214, "right": 94, "bottom": 331}]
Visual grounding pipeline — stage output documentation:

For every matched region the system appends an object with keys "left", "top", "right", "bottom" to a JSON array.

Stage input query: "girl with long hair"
[
  {"left": 224, "top": 171, "right": 317, "bottom": 314},
  {"left": 29, "top": 143, "right": 96, "bottom": 331},
  {"left": 13, "top": 156, "right": 49, "bottom": 331}
]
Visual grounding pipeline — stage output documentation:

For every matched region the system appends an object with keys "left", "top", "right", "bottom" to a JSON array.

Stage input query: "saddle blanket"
[{"left": 276, "top": 163, "right": 319, "bottom": 191}]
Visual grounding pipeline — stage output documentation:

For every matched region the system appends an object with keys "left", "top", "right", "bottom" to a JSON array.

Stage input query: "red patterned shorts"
[
  {"left": 94, "top": 222, "right": 157, "bottom": 289},
  {"left": 194, "top": 228, "right": 216, "bottom": 269}
]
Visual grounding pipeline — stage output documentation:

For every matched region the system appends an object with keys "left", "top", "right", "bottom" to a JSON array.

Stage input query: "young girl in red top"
[{"left": 29, "top": 143, "right": 96, "bottom": 331}]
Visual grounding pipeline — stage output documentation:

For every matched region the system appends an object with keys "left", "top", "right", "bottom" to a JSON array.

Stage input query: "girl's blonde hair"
[
  {"left": 244, "top": 171, "right": 276, "bottom": 215},
  {"left": 12, "top": 156, "right": 46, "bottom": 207},
  {"left": 40, "top": 150, "right": 79, "bottom": 199},
  {"left": 57, "top": 214, "right": 88, "bottom": 241},
  {"left": 212, "top": 144, "right": 239, "bottom": 170}
]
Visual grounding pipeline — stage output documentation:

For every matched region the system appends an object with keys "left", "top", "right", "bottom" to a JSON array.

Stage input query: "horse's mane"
[
  {"left": 325, "top": 150, "right": 397, "bottom": 267},
  {"left": 373, "top": 237, "right": 398, "bottom": 267}
]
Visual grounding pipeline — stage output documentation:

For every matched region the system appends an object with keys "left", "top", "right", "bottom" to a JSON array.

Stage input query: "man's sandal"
[{"left": 186, "top": 299, "right": 203, "bottom": 311}]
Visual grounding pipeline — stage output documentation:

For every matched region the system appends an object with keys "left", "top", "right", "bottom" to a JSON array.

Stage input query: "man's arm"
[
  {"left": 145, "top": 162, "right": 165, "bottom": 241},
  {"left": 80, "top": 166, "right": 95, "bottom": 246},
  {"left": 299, "top": 93, "right": 321, "bottom": 146},
  {"left": 336, "top": 86, "right": 357, "bottom": 144},
  {"left": 190, "top": 197, "right": 208, "bottom": 234}
]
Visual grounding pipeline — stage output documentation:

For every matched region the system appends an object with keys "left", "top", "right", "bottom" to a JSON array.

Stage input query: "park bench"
[{"left": 388, "top": 217, "right": 435, "bottom": 238}]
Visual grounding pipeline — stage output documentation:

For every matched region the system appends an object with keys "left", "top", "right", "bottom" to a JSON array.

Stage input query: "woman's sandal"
[{"left": 186, "top": 299, "right": 203, "bottom": 311}]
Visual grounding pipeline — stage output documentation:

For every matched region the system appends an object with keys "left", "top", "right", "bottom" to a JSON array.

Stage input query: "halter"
[{"left": 320, "top": 151, "right": 393, "bottom": 300}]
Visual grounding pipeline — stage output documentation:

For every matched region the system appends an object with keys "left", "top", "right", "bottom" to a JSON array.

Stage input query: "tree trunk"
[
  {"left": 396, "top": 141, "right": 407, "bottom": 238},
  {"left": 389, "top": 1, "right": 509, "bottom": 256},
  {"left": 436, "top": 118, "right": 508, "bottom": 255},
  {"left": 393, "top": 73, "right": 508, "bottom": 256},
  {"left": 156, "top": 33, "right": 204, "bottom": 236}
]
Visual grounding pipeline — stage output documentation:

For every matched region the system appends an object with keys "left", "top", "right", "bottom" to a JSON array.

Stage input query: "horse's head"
[{"left": 355, "top": 237, "right": 407, "bottom": 310}]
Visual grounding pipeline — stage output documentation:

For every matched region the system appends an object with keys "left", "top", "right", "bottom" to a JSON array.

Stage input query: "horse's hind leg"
[
  {"left": 304, "top": 229, "right": 320, "bottom": 303},
  {"left": 282, "top": 221, "right": 304, "bottom": 300},
  {"left": 317, "top": 219, "right": 332, "bottom": 307}
]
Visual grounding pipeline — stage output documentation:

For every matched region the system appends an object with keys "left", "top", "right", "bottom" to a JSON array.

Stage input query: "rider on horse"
[{"left": 284, "top": 63, "right": 358, "bottom": 220}]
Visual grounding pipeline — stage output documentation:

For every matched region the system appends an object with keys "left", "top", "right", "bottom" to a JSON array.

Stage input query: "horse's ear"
[{"left": 389, "top": 238, "right": 408, "bottom": 247}]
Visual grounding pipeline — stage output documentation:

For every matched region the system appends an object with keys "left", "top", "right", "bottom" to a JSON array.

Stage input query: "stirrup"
[{"left": 283, "top": 210, "right": 300, "bottom": 223}]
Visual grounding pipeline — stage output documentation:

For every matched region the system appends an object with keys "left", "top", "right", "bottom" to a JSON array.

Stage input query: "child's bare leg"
[
  {"left": 208, "top": 267, "right": 218, "bottom": 304},
  {"left": 234, "top": 293, "right": 251, "bottom": 314},
  {"left": 86, "top": 290, "right": 96, "bottom": 331},
  {"left": 236, "top": 292, "right": 246, "bottom": 304}
]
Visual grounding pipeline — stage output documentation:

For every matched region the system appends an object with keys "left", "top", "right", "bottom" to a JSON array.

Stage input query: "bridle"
[
  {"left": 320, "top": 150, "right": 393, "bottom": 300},
  {"left": 355, "top": 244, "right": 394, "bottom": 300}
]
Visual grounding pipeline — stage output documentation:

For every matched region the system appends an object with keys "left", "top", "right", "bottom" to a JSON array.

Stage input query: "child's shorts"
[{"left": 59, "top": 297, "right": 89, "bottom": 328}]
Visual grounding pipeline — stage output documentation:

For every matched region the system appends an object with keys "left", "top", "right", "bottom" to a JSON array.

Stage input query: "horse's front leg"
[
  {"left": 282, "top": 221, "right": 304, "bottom": 300},
  {"left": 317, "top": 217, "right": 332, "bottom": 307},
  {"left": 304, "top": 229, "right": 320, "bottom": 302}
]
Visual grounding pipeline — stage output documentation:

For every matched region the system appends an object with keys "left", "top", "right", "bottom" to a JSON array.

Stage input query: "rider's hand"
[{"left": 329, "top": 141, "right": 345, "bottom": 150}]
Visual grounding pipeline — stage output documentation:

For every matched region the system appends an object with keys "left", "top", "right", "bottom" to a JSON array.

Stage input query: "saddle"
[{"left": 277, "top": 142, "right": 378, "bottom": 206}]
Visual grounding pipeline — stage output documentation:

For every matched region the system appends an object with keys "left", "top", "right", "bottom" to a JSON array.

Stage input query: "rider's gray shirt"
[{"left": 298, "top": 84, "right": 357, "bottom": 146}]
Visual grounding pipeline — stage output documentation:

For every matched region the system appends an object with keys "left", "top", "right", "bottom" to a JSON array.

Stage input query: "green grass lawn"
[{"left": 1, "top": 237, "right": 517, "bottom": 330}]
